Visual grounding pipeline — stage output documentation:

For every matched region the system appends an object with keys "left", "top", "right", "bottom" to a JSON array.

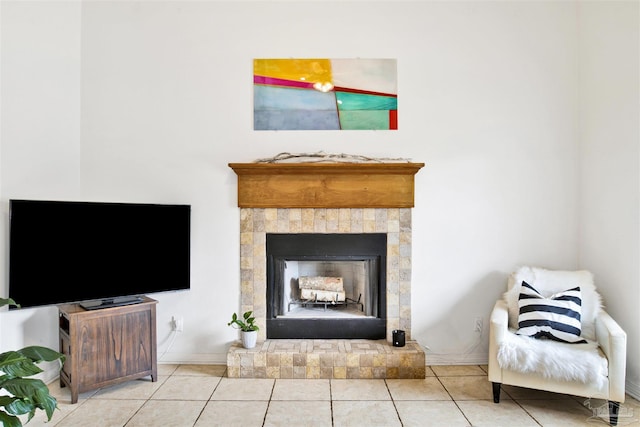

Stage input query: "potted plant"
[
  {"left": 0, "top": 298, "right": 66, "bottom": 427},
  {"left": 227, "top": 311, "right": 259, "bottom": 349}
]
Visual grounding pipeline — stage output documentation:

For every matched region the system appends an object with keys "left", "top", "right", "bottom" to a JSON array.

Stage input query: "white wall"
[
  {"left": 407, "top": 1, "right": 580, "bottom": 364},
  {"left": 1, "top": 1, "right": 81, "bottom": 375},
  {"left": 578, "top": 1, "right": 640, "bottom": 398},
  {"left": 0, "top": 1, "right": 637, "bottom": 397}
]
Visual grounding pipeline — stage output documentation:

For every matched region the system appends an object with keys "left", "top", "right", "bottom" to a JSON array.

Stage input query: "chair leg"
[
  {"left": 492, "top": 382, "right": 501, "bottom": 403},
  {"left": 608, "top": 401, "right": 620, "bottom": 426}
]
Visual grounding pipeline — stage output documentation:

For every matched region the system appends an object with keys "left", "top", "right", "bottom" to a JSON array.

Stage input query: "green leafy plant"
[
  {"left": 227, "top": 311, "right": 259, "bottom": 332},
  {"left": 0, "top": 297, "right": 66, "bottom": 427}
]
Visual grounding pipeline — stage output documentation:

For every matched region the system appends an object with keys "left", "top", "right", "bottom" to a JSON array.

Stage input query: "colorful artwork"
[{"left": 254, "top": 58, "right": 397, "bottom": 131}]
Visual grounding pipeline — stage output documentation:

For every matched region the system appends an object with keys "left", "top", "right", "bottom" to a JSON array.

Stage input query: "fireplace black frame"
[{"left": 266, "top": 233, "right": 387, "bottom": 339}]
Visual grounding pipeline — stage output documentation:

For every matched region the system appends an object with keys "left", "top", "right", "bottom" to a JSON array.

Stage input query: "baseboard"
[
  {"left": 158, "top": 352, "right": 228, "bottom": 365},
  {"left": 39, "top": 365, "right": 62, "bottom": 386},
  {"left": 424, "top": 352, "right": 488, "bottom": 366},
  {"left": 626, "top": 379, "right": 640, "bottom": 400}
]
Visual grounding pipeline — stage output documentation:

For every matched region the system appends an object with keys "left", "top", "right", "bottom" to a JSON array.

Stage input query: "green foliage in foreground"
[{"left": 0, "top": 298, "right": 65, "bottom": 426}]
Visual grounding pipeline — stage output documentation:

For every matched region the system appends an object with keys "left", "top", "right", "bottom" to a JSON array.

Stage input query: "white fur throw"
[{"left": 498, "top": 330, "right": 608, "bottom": 388}]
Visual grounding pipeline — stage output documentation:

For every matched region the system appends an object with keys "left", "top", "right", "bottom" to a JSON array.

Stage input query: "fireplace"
[
  {"left": 266, "top": 233, "right": 386, "bottom": 339},
  {"left": 228, "top": 160, "right": 425, "bottom": 379}
]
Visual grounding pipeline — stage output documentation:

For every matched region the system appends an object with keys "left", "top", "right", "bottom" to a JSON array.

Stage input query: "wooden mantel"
[{"left": 228, "top": 162, "right": 424, "bottom": 208}]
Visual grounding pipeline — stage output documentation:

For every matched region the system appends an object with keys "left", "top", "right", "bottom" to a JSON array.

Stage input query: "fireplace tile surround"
[
  {"left": 239, "top": 207, "right": 412, "bottom": 340},
  {"left": 227, "top": 161, "right": 426, "bottom": 379}
]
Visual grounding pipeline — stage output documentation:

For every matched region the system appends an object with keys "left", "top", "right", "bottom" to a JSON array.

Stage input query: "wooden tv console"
[{"left": 58, "top": 297, "right": 158, "bottom": 403}]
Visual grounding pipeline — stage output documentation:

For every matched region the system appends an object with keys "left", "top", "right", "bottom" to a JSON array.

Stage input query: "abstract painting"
[{"left": 254, "top": 58, "right": 397, "bottom": 131}]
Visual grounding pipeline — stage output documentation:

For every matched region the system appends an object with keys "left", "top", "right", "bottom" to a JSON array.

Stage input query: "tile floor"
[{"left": 22, "top": 364, "right": 640, "bottom": 427}]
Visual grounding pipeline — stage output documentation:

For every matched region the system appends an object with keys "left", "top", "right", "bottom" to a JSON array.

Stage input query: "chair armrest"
[
  {"left": 595, "top": 309, "right": 627, "bottom": 402},
  {"left": 488, "top": 299, "right": 509, "bottom": 382},
  {"left": 490, "top": 299, "right": 509, "bottom": 342}
]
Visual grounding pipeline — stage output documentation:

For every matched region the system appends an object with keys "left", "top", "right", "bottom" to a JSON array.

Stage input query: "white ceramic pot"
[{"left": 241, "top": 330, "right": 258, "bottom": 349}]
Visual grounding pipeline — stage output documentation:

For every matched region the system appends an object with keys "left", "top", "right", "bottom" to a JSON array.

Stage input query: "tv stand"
[
  {"left": 80, "top": 295, "right": 144, "bottom": 310},
  {"left": 58, "top": 297, "right": 158, "bottom": 403}
]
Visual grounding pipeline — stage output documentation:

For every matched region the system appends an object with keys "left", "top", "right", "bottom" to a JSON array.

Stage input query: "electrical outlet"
[
  {"left": 171, "top": 316, "right": 184, "bottom": 332},
  {"left": 474, "top": 317, "right": 483, "bottom": 333}
]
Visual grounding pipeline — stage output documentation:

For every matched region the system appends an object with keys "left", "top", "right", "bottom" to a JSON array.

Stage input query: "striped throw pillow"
[{"left": 517, "top": 281, "right": 586, "bottom": 343}]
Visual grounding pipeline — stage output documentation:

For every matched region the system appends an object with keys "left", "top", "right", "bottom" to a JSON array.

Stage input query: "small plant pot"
[{"left": 241, "top": 330, "right": 258, "bottom": 349}]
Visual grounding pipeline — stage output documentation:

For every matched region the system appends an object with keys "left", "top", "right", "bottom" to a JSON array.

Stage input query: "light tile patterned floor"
[{"left": 21, "top": 364, "right": 640, "bottom": 426}]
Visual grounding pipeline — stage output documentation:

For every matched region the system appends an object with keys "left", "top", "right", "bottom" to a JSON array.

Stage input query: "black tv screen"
[{"left": 8, "top": 199, "right": 191, "bottom": 310}]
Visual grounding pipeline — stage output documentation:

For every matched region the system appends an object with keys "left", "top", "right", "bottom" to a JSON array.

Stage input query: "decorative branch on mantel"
[{"left": 254, "top": 151, "right": 412, "bottom": 164}]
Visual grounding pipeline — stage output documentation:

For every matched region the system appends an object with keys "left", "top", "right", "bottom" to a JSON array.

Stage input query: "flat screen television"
[{"left": 8, "top": 199, "right": 191, "bottom": 310}]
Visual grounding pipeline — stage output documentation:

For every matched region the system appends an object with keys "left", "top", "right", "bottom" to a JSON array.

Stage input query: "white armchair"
[{"left": 488, "top": 266, "right": 626, "bottom": 426}]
